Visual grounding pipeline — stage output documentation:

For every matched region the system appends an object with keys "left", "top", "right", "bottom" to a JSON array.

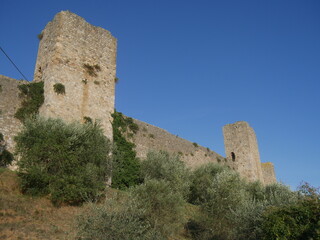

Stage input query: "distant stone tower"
[
  {"left": 223, "top": 121, "right": 265, "bottom": 184},
  {"left": 33, "top": 11, "right": 117, "bottom": 140}
]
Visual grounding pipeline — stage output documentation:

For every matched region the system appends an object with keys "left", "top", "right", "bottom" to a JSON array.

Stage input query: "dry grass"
[
  {"left": 0, "top": 169, "right": 81, "bottom": 240},
  {"left": 0, "top": 168, "right": 196, "bottom": 240}
]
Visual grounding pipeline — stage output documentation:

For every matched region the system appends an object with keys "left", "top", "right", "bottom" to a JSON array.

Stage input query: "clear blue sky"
[{"left": 1, "top": 0, "right": 319, "bottom": 189}]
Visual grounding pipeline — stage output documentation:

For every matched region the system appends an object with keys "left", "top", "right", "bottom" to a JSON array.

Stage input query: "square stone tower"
[
  {"left": 223, "top": 121, "right": 265, "bottom": 184},
  {"left": 33, "top": 11, "right": 117, "bottom": 140}
]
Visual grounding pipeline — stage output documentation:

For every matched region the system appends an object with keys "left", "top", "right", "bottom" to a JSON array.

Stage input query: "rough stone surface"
[
  {"left": 0, "top": 75, "right": 26, "bottom": 153},
  {"left": 130, "top": 118, "right": 225, "bottom": 169},
  {"left": 223, "top": 121, "right": 272, "bottom": 184},
  {"left": 261, "top": 162, "right": 277, "bottom": 185},
  {"left": 34, "top": 11, "right": 117, "bottom": 140}
]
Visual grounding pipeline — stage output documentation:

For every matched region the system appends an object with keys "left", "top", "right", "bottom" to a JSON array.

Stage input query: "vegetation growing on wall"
[
  {"left": 0, "top": 132, "right": 14, "bottom": 167},
  {"left": 53, "top": 83, "right": 65, "bottom": 95},
  {"left": 111, "top": 110, "right": 141, "bottom": 190},
  {"left": 14, "top": 117, "right": 112, "bottom": 205},
  {"left": 83, "top": 63, "right": 101, "bottom": 77},
  {"left": 37, "top": 32, "right": 43, "bottom": 40},
  {"left": 14, "top": 81, "right": 44, "bottom": 122}
]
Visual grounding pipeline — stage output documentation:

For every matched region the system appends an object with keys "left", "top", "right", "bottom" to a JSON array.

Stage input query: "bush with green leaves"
[
  {"left": 53, "top": 83, "right": 65, "bottom": 94},
  {"left": 77, "top": 179, "right": 186, "bottom": 240},
  {"left": 14, "top": 81, "right": 44, "bottom": 122},
  {"left": 130, "top": 179, "right": 187, "bottom": 238},
  {"left": 261, "top": 183, "right": 320, "bottom": 240},
  {"left": 188, "top": 163, "right": 227, "bottom": 204},
  {"left": 0, "top": 133, "right": 14, "bottom": 167},
  {"left": 111, "top": 110, "right": 141, "bottom": 189},
  {"left": 187, "top": 163, "right": 297, "bottom": 240},
  {"left": 77, "top": 195, "right": 165, "bottom": 240},
  {"left": 140, "top": 151, "right": 190, "bottom": 197},
  {"left": 78, "top": 151, "right": 189, "bottom": 239},
  {"left": 15, "top": 117, "right": 112, "bottom": 205},
  {"left": 0, "top": 150, "right": 14, "bottom": 167}
]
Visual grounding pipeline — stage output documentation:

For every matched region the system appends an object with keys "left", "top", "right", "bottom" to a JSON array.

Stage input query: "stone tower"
[
  {"left": 33, "top": 11, "right": 117, "bottom": 140},
  {"left": 223, "top": 121, "right": 265, "bottom": 184}
]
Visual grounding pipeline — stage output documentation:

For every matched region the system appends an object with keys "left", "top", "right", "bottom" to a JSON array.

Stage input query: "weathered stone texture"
[
  {"left": 130, "top": 118, "right": 225, "bottom": 169},
  {"left": 34, "top": 11, "right": 117, "bottom": 140},
  {"left": 0, "top": 75, "right": 25, "bottom": 153},
  {"left": 223, "top": 121, "right": 267, "bottom": 184},
  {"left": 261, "top": 162, "right": 277, "bottom": 185}
]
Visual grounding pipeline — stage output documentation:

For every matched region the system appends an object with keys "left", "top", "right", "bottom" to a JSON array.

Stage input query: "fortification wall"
[
  {"left": 130, "top": 118, "right": 226, "bottom": 169},
  {"left": 34, "top": 11, "right": 117, "bottom": 140},
  {"left": 0, "top": 75, "right": 25, "bottom": 152},
  {"left": 261, "top": 162, "right": 277, "bottom": 185},
  {"left": 0, "top": 11, "right": 276, "bottom": 185},
  {"left": 223, "top": 121, "right": 265, "bottom": 184}
]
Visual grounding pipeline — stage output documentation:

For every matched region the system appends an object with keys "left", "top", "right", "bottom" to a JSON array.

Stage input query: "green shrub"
[
  {"left": 193, "top": 142, "right": 198, "bottom": 147},
  {"left": 261, "top": 183, "right": 320, "bottom": 240},
  {"left": 130, "top": 179, "right": 187, "bottom": 238},
  {"left": 188, "top": 163, "right": 227, "bottom": 204},
  {"left": 78, "top": 180, "right": 187, "bottom": 239},
  {"left": 0, "top": 133, "right": 14, "bottom": 167},
  {"left": 53, "top": 83, "right": 65, "bottom": 94},
  {"left": 14, "top": 81, "right": 44, "bottom": 122},
  {"left": 0, "top": 149, "right": 14, "bottom": 167},
  {"left": 187, "top": 164, "right": 252, "bottom": 240},
  {"left": 111, "top": 110, "right": 141, "bottom": 189},
  {"left": 264, "top": 183, "right": 298, "bottom": 206},
  {"left": 188, "top": 163, "right": 300, "bottom": 240},
  {"left": 77, "top": 194, "right": 165, "bottom": 240},
  {"left": 15, "top": 117, "right": 112, "bottom": 205},
  {"left": 141, "top": 151, "right": 190, "bottom": 197}
]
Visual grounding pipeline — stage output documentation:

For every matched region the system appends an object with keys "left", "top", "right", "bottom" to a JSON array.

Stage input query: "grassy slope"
[
  {"left": 0, "top": 168, "right": 81, "bottom": 240},
  {"left": 0, "top": 169, "right": 195, "bottom": 240}
]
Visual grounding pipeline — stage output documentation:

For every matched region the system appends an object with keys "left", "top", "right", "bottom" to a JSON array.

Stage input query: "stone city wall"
[
  {"left": 0, "top": 11, "right": 276, "bottom": 185},
  {"left": 0, "top": 75, "right": 25, "bottom": 152},
  {"left": 130, "top": 118, "right": 226, "bottom": 169}
]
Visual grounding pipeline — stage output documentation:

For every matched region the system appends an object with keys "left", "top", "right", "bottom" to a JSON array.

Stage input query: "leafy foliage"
[
  {"left": 14, "top": 81, "right": 44, "bottom": 122},
  {"left": 15, "top": 117, "right": 112, "bottom": 205},
  {"left": 0, "top": 149, "right": 14, "bottom": 167},
  {"left": 130, "top": 179, "right": 187, "bottom": 238},
  {"left": 188, "top": 163, "right": 227, "bottom": 204},
  {"left": 261, "top": 183, "right": 320, "bottom": 240},
  {"left": 77, "top": 193, "right": 165, "bottom": 240},
  {"left": 0, "top": 133, "right": 14, "bottom": 167},
  {"left": 111, "top": 110, "right": 141, "bottom": 189},
  {"left": 53, "top": 83, "right": 65, "bottom": 94},
  {"left": 187, "top": 163, "right": 301, "bottom": 240},
  {"left": 141, "top": 151, "right": 190, "bottom": 197}
]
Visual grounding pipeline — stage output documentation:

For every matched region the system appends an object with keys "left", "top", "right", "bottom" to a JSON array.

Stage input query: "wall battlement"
[{"left": 0, "top": 11, "right": 276, "bottom": 185}]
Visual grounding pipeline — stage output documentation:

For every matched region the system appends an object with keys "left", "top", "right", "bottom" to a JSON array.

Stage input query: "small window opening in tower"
[{"left": 231, "top": 152, "right": 236, "bottom": 161}]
